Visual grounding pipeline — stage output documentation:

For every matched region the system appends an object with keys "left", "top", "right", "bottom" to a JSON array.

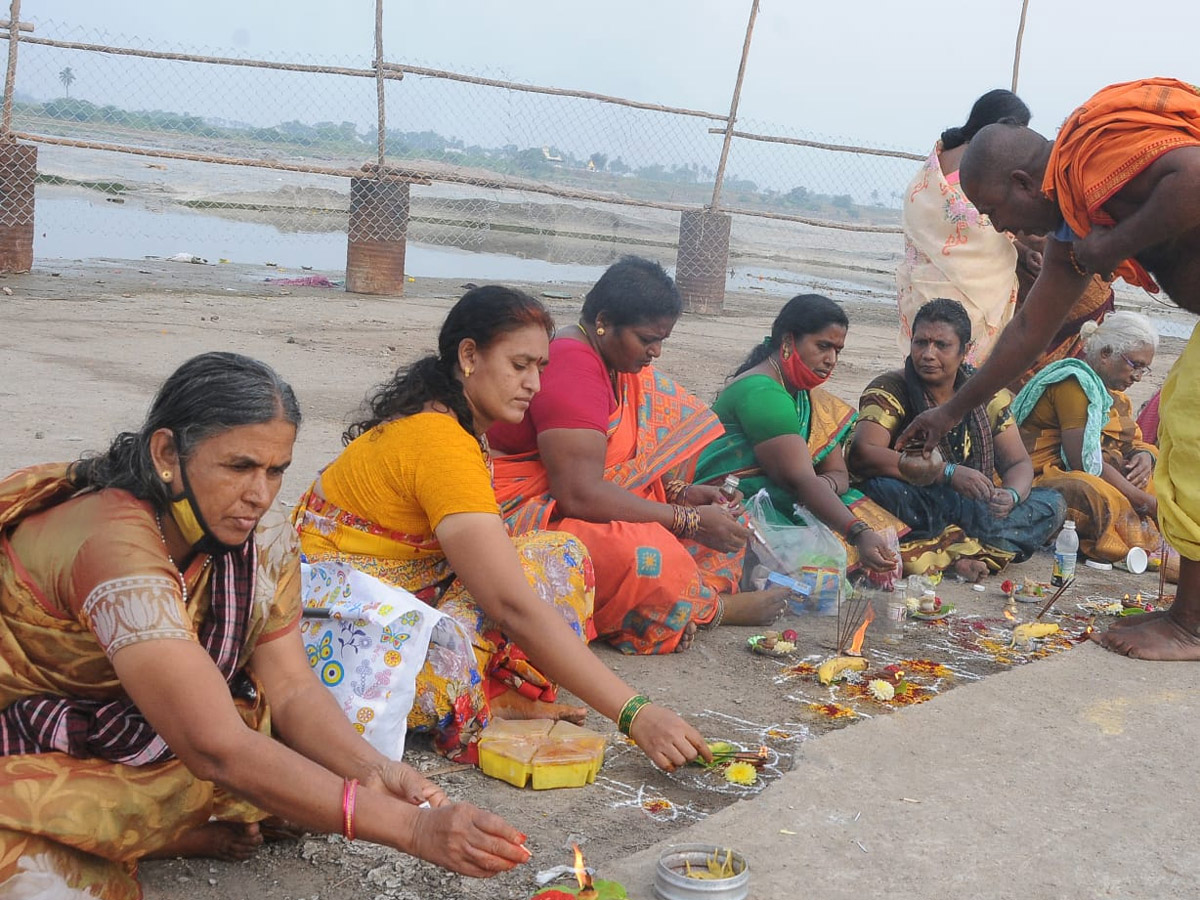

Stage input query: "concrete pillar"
[
  {"left": 675, "top": 209, "right": 731, "bottom": 315},
  {"left": 345, "top": 177, "right": 409, "bottom": 296},
  {"left": 0, "top": 140, "right": 36, "bottom": 274}
]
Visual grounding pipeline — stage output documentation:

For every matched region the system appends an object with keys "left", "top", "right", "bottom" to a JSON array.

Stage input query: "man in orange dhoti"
[{"left": 895, "top": 77, "right": 1200, "bottom": 661}]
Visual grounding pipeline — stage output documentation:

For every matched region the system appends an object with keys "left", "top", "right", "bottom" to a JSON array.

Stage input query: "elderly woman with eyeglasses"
[{"left": 1011, "top": 311, "right": 1162, "bottom": 563}]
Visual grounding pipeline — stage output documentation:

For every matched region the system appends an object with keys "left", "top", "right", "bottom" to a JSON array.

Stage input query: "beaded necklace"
[{"left": 155, "top": 513, "right": 190, "bottom": 605}]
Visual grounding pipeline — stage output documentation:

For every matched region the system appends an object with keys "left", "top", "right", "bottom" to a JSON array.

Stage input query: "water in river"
[{"left": 33, "top": 191, "right": 886, "bottom": 299}]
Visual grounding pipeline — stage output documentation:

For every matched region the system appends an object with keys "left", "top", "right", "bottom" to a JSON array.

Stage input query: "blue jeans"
[{"left": 859, "top": 478, "right": 1066, "bottom": 563}]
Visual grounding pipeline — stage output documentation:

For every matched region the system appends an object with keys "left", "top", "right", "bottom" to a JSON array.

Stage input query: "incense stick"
[
  {"left": 837, "top": 580, "right": 872, "bottom": 655},
  {"left": 1158, "top": 543, "right": 1168, "bottom": 603},
  {"left": 1034, "top": 577, "right": 1074, "bottom": 620}
]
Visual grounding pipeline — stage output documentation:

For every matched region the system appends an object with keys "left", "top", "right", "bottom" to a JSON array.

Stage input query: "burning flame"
[
  {"left": 847, "top": 604, "right": 875, "bottom": 656},
  {"left": 572, "top": 843, "right": 593, "bottom": 891},
  {"left": 1003, "top": 607, "right": 1016, "bottom": 622}
]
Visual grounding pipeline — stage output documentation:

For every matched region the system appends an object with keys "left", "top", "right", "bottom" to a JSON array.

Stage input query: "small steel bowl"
[{"left": 653, "top": 844, "right": 750, "bottom": 900}]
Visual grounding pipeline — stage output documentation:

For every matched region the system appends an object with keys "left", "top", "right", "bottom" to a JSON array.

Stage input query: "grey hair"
[
  {"left": 70, "top": 352, "right": 301, "bottom": 508},
  {"left": 1080, "top": 311, "right": 1159, "bottom": 366}
]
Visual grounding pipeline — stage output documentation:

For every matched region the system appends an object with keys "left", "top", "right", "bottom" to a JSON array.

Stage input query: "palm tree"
[{"left": 58, "top": 66, "right": 75, "bottom": 98}]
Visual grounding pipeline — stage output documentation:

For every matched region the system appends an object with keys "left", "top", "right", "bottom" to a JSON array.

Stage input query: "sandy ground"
[{"left": 0, "top": 255, "right": 1189, "bottom": 900}]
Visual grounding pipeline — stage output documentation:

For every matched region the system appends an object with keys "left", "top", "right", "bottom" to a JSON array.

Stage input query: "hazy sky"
[{"left": 38, "top": 0, "right": 1196, "bottom": 154}]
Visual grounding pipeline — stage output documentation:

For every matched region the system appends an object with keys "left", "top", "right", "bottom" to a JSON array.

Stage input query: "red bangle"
[{"left": 342, "top": 777, "right": 359, "bottom": 841}]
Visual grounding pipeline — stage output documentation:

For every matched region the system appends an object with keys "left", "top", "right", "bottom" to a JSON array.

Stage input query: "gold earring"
[
  {"left": 464, "top": 367, "right": 473, "bottom": 378},
  {"left": 161, "top": 470, "right": 172, "bottom": 481},
  {"left": 596, "top": 327, "right": 605, "bottom": 336}
]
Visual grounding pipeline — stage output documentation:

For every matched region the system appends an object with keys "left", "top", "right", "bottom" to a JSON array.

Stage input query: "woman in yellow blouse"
[
  {"left": 1012, "top": 311, "right": 1161, "bottom": 562},
  {"left": 295, "top": 286, "right": 709, "bottom": 771}
]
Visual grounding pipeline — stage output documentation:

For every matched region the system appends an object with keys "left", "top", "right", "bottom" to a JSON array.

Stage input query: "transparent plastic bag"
[
  {"left": 864, "top": 526, "right": 903, "bottom": 592},
  {"left": 744, "top": 488, "right": 847, "bottom": 615}
]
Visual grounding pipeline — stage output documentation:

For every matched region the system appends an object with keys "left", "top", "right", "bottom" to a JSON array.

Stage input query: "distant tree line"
[{"left": 18, "top": 96, "right": 896, "bottom": 220}]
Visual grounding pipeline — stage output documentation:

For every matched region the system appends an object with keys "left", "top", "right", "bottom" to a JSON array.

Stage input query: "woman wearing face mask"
[
  {"left": 849, "top": 299, "right": 1065, "bottom": 581},
  {"left": 0, "top": 353, "right": 530, "bottom": 897},
  {"left": 694, "top": 294, "right": 903, "bottom": 573}
]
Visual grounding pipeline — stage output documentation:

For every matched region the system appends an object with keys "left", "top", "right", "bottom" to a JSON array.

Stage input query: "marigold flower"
[{"left": 724, "top": 761, "right": 758, "bottom": 785}]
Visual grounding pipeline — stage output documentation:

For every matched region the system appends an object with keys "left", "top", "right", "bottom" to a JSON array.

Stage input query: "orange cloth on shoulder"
[{"left": 1042, "top": 77, "right": 1200, "bottom": 292}]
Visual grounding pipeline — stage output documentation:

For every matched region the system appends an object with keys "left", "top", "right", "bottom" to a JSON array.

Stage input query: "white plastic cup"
[{"left": 1125, "top": 546, "right": 1148, "bottom": 575}]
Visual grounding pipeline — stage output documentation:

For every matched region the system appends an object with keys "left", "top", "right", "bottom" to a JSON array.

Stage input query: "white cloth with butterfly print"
[{"left": 299, "top": 560, "right": 464, "bottom": 759}]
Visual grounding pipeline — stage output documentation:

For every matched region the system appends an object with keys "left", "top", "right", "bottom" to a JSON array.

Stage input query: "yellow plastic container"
[{"left": 478, "top": 719, "right": 606, "bottom": 790}]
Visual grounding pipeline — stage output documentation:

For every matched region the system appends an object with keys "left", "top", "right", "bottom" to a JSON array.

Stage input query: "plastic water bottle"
[
  {"left": 718, "top": 475, "right": 741, "bottom": 507},
  {"left": 1052, "top": 520, "right": 1079, "bottom": 586},
  {"left": 881, "top": 593, "right": 907, "bottom": 645}
]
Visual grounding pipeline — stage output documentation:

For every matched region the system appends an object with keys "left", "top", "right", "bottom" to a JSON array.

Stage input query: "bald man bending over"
[{"left": 897, "top": 77, "right": 1200, "bottom": 660}]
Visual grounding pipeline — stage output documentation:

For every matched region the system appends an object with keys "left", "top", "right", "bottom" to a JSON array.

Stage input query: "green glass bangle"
[
  {"left": 1006, "top": 487, "right": 1021, "bottom": 506},
  {"left": 618, "top": 694, "right": 651, "bottom": 736}
]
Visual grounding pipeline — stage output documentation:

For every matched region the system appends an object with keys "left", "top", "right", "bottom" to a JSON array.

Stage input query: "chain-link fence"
[{"left": 2, "top": 5, "right": 923, "bottom": 297}]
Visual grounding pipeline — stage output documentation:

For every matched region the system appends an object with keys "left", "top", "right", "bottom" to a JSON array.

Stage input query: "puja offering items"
[
  {"left": 1011, "top": 622, "right": 1059, "bottom": 647},
  {"left": 1009, "top": 579, "right": 1051, "bottom": 603},
  {"left": 897, "top": 444, "right": 944, "bottom": 486},
  {"left": 918, "top": 590, "right": 937, "bottom": 614},
  {"left": 817, "top": 655, "right": 868, "bottom": 685},
  {"left": 654, "top": 845, "right": 749, "bottom": 900},
  {"left": 478, "top": 719, "right": 605, "bottom": 790},
  {"left": 748, "top": 630, "right": 795, "bottom": 656},
  {"left": 532, "top": 845, "right": 626, "bottom": 899},
  {"left": 1119, "top": 592, "right": 1158, "bottom": 615},
  {"left": 691, "top": 742, "right": 768, "bottom": 786}
]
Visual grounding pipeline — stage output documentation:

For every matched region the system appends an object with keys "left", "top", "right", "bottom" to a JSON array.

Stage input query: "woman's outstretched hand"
[
  {"left": 373, "top": 760, "right": 450, "bottom": 808},
  {"left": 406, "top": 802, "right": 531, "bottom": 878},
  {"left": 683, "top": 483, "right": 743, "bottom": 509},
  {"left": 854, "top": 529, "right": 899, "bottom": 572},
  {"left": 627, "top": 703, "right": 712, "bottom": 772},
  {"left": 694, "top": 504, "right": 748, "bottom": 552}
]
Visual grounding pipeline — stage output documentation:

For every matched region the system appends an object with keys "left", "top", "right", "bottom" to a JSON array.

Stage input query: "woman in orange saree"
[{"left": 490, "top": 257, "right": 786, "bottom": 655}]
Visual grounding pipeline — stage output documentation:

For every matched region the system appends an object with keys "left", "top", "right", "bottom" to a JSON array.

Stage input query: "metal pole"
[
  {"left": 2, "top": 0, "right": 22, "bottom": 135},
  {"left": 375, "top": 0, "right": 386, "bottom": 170},
  {"left": 709, "top": 0, "right": 759, "bottom": 211},
  {"left": 1011, "top": 0, "right": 1030, "bottom": 93}
]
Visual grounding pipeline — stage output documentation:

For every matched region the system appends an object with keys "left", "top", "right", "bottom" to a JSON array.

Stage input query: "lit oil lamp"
[{"left": 531, "top": 845, "right": 626, "bottom": 900}]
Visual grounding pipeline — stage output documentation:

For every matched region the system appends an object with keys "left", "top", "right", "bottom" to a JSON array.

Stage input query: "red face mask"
[{"left": 780, "top": 335, "right": 830, "bottom": 391}]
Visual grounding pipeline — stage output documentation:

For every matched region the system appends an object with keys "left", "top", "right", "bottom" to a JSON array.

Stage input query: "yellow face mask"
[{"left": 169, "top": 494, "right": 207, "bottom": 546}]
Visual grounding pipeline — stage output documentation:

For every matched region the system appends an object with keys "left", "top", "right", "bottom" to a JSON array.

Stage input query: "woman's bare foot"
[
  {"left": 952, "top": 558, "right": 989, "bottom": 583},
  {"left": 490, "top": 686, "right": 587, "bottom": 724},
  {"left": 674, "top": 620, "right": 698, "bottom": 653},
  {"left": 720, "top": 586, "right": 790, "bottom": 626},
  {"left": 146, "top": 821, "right": 263, "bottom": 862}
]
